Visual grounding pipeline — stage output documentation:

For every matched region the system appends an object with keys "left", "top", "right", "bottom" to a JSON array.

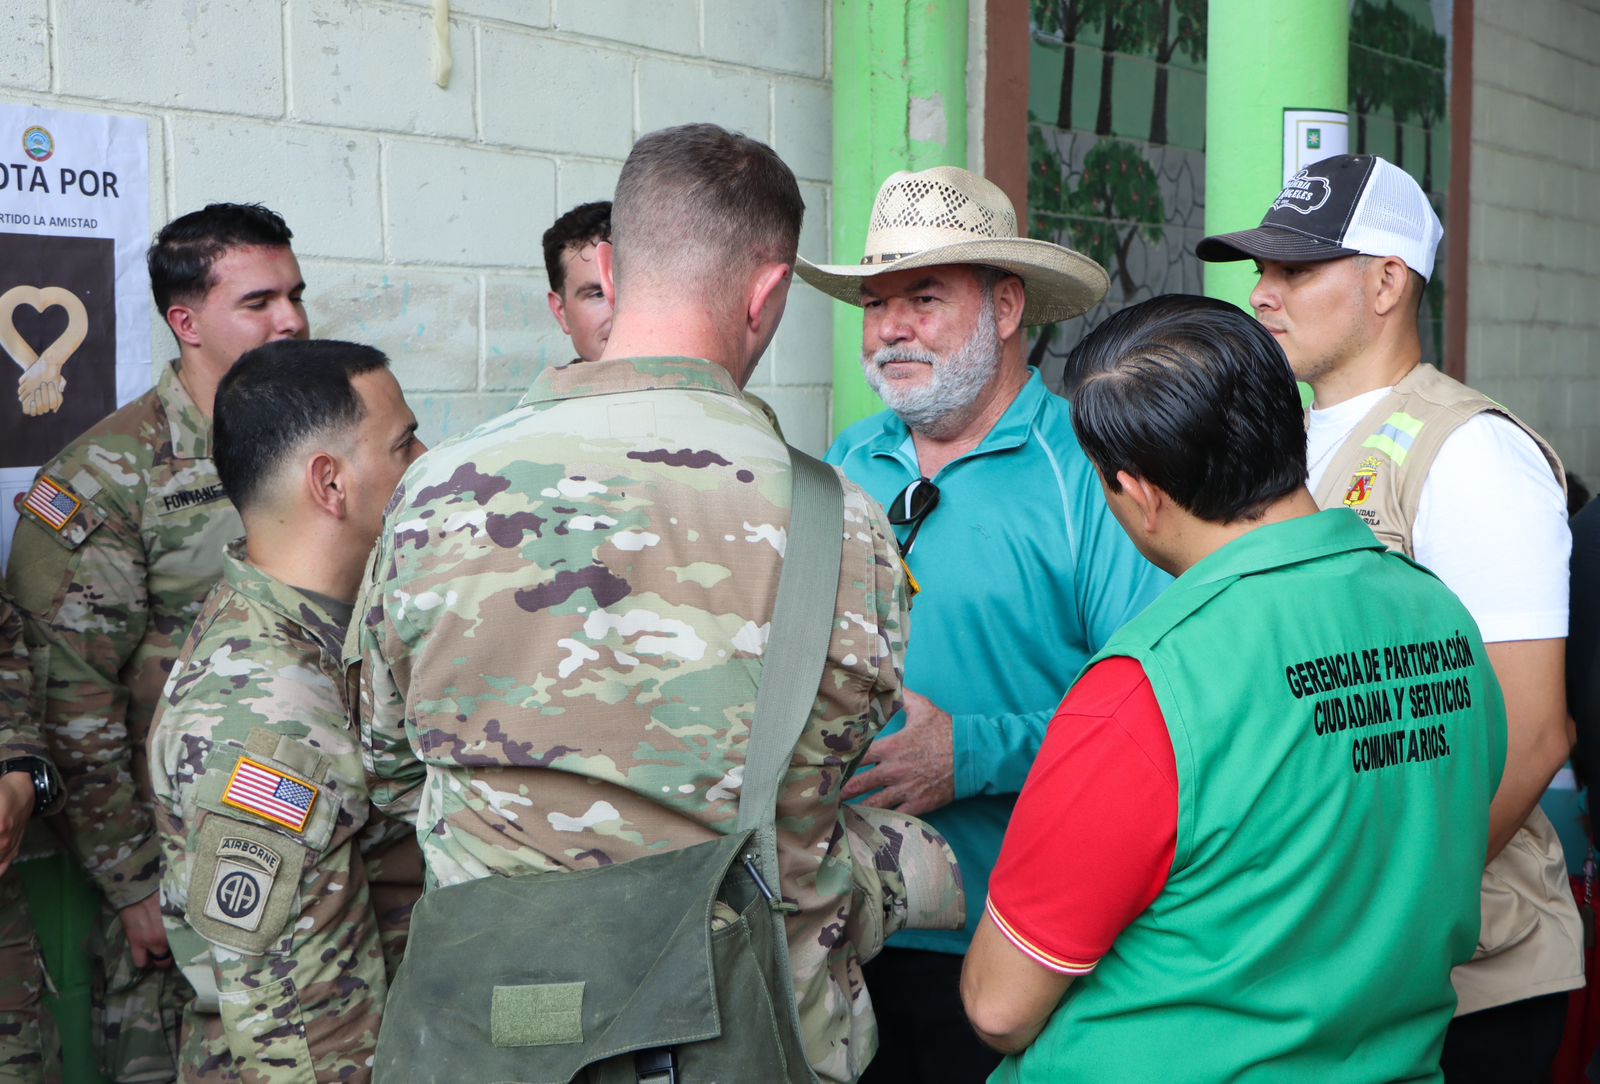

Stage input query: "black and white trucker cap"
[{"left": 1196, "top": 154, "right": 1444, "bottom": 281}]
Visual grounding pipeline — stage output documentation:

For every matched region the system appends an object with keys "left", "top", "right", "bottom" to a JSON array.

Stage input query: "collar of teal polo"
[{"left": 519, "top": 356, "right": 741, "bottom": 407}]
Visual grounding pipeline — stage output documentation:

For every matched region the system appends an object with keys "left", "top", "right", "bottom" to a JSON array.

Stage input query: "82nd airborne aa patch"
[{"left": 202, "top": 836, "right": 282, "bottom": 932}]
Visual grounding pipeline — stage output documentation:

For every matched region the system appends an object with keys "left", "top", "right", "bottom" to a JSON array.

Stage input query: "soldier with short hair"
[
  {"left": 0, "top": 586, "right": 66, "bottom": 1083},
  {"left": 4, "top": 202, "right": 308, "bottom": 1081},
  {"left": 358, "top": 122, "right": 964, "bottom": 1084},
  {"left": 542, "top": 200, "right": 613, "bottom": 365},
  {"left": 149, "top": 338, "right": 425, "bottom": 1081}
]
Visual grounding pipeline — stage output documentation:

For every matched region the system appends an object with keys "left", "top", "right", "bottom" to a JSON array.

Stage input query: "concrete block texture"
[
  {"left": 384, "top": 139, "right": 555, "bottom": 266},
  {"left": 55, "top": 0, "right": 284, "bottom": 116},
  {"left": 484, "top": 273, "right": 571, "bottom": 390},
  {"left": 558, "top": 158, "right": 622, "bottom": 207},
  {"left": 480, "top": 29, "right": 634, "bottom": 158},
  {"left": 702, "top": 0, "right": 826, "bottom": 77},
  {"left": 412, "top": 392, "right": 525, "bottom": 444},
  {"left": 171, "top": 116, "right": 383, "bottom": 261},
  {"left": 0, "top": 0, "right": 49, "bottom": 91},
  {"left": 774, "top": 79, "right": 831, "bottom": 182},
  {"left": 305, "top": 262, "right": 480, "bottom": 392},
  {"left": 392, "top": 0, "right": 551, "bottom": 29},
  {"left": 553, "top": 0, "right": 699, "bottom": 57},
  {"left": 638, "top": 57, "right": 769, "bottom": 139},
  {"left": 291, "top": 0, "right": 476, "bottom": 138}
]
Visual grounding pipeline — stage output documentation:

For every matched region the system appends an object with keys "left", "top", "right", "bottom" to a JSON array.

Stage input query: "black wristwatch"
[{"left": 0, "top": 757, "right": 64, "bottom": 817}]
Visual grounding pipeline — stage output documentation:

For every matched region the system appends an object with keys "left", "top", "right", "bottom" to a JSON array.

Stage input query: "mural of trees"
[{"left": 1133, "top": 0, "right": 1206, "bottom": 146}]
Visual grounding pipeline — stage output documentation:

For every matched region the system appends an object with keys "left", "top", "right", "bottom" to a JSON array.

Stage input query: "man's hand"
[
  {"left": 0, "top": 770, "right": 32, "bottom": 878},
  {"left": 119, "top": 893, "right": 174, "bottom": 970},
  {"left": 842, "top": 690, "right": 956, "bottom": 816}
]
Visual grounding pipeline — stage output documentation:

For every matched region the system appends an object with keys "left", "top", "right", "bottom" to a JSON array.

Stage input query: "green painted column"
[
  {"left": 1203, "top": 0, "right": 1349, "bottom": 311},
  {"left": 830, "top": 0, "right": 969, "bottom": 436}
]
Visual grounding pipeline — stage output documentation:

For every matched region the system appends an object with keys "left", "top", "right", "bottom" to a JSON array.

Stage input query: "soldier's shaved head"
[
  {"left": 213, "top": 339, "right": 391, "bottom": 518},
  {"left": 610, "top": 123, "right": 803, "bottom": 304}
]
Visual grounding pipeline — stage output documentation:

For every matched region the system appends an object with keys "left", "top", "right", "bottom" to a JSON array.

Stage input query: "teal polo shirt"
[{"left": 827, "top": 368, "right": 1170, "bottom": 953}]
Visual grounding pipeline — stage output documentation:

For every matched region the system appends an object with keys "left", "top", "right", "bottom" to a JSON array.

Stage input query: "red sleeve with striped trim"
[{"left": 986, "top": 656, "right": 1178, "bottom": 976}]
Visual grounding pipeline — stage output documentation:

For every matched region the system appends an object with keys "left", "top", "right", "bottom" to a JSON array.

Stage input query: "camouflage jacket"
[
  {"left": 150, "top": 543, "right": 421, "bottom": 1083},
  {"left": 356, "top": 355, "right": 964, "bottom": 1084},
  {"left": 0, "top": 587, "right": 46, "bottom": 763},
  {"left": 5, "top": 359, "right": 238, "bottom": 909}
]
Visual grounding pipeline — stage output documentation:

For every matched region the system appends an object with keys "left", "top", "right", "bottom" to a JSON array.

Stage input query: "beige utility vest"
[{"left": 1311, "top": 362, "right": 1584, "bottom": 1016}]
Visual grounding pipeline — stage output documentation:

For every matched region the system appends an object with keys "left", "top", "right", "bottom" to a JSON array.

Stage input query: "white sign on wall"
[
  {"left": 1283, "top": 109, "right": 1350, "bottom": 186},
  {"left": 0, "top": 103, "right": 149, "bottom": 572}
]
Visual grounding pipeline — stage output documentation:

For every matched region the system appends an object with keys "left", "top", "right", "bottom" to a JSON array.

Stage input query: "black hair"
[
  {"left": 147, "top": 202, "right": 295, "bottom": 317},
  {"left": 214, "top": 339, "right": 390, "bottom": 517},
  {"left": 542, "top": 201, "right": 612, "bottom": 294},
  {"left": 1067, "top": 294, "right": 1308, "bottom": 524}
]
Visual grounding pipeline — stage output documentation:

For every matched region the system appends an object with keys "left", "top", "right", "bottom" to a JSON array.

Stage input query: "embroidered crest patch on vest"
[{"left": 1343, "top": 456, "right": 1382, "bottom": 507}]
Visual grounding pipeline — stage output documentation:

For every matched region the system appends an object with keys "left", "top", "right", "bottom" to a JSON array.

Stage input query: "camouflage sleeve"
[
  {"left": 836, "top": 497, "right": 963, "bottom": 956},
  {"left": 153, "top": 670, "right": 390, "bottom": 1081},
  {"left": 355, "top": 515, "right": 426, "bottom": 822},
  {"left": 0, "top": 589, "right": 47, "bottom": 761},
  {"left": 6, "top": 505, "right": 159, "bottom": 908}
]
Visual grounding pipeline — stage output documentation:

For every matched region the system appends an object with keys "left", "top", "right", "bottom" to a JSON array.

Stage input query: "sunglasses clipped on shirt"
[{"left": 887, "top": 476, "right": 941, "bottom": 557}]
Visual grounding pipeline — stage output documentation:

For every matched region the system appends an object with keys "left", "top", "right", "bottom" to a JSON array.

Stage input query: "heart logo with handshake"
[{"left": 0, "top": 284, "right": 89, "bottom": 417}]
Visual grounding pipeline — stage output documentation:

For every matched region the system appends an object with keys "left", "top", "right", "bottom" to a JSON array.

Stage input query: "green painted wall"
[{"left": 830, "top": 0, "right": 970, "bottom": 435}]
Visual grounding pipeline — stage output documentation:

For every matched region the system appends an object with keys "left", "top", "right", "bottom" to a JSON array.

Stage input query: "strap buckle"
[{"left": 635, "top": 1047, "right": 678, "bottom": 1084}]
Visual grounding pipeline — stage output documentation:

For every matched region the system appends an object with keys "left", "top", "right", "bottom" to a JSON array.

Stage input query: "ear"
[
  {"left": 993, "top": 274, "right": 1026, "bottom": 342},
  {"left": 166, "top": 304, "right": 202, "bottom": 349},
  {"left": 1115, "top": 470, "right": 1165, "bottom": 535},
  {"left": 304, "top": 451, "right": 347, "bottom": 520},
  {"left": 747, "top": 262, "right": 792, "bottom": 334},
  {"left": 1370, "top": 256, "right": 1411, "bottom": 317},
  {"left": 595, "top": 241, "right": 617, "bottom": 307},
  {"left": 546, "top": 290, "right": 573, "bottom": 335}
]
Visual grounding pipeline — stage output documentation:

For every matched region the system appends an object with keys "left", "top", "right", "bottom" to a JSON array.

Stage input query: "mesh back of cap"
[{"left": 1343, "top": 158, "right": 1443, "bottom": 280}]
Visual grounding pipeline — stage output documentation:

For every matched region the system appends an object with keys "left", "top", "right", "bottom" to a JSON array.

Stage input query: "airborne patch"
[
  {"left": 21, "top": 476, "right": 81, "bottom": 532},
  {"left": 202, "top": 836, "right": 281, "bottom": 932}
]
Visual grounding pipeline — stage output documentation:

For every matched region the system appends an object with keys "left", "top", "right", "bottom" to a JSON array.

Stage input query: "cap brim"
[
  {"left": 1195, "top": 226, "right": 1359, "bottom": 265},
  {"left": 796, "top": 238, "right": 1109, "bottom": 327}
]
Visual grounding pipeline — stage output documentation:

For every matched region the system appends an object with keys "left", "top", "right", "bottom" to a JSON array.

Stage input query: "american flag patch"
[
  {"left": 23, "top": 477, "right": 81, "bottom": 532},
  {"left": 221, "top": 757, "right": 318, "bottom": 833}
]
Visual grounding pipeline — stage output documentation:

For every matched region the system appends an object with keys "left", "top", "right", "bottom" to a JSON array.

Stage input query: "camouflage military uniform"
[
  {"left": 5, "top": 359, "right": 235, "bottom": 1081},
  {"left": 0, "top": 588, "right": 63, "bottom": 1083},
  {"left": 150, "top": 542, "right": 421, "bottom": 1082},
  {"left": 358, "top": 355, "right": 965, "bottom": 1084}
]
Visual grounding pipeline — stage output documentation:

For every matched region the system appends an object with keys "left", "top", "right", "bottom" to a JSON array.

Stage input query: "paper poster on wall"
[
  {"left": 0, "top": 103, "right": 149, "bottom": 572},
  {"left": 1282, "top": 109, "right": 1350, "bottom": 185}
]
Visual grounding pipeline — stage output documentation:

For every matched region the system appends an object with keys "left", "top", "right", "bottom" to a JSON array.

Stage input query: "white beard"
[{"left": 863, "top": 293, "right": 1001, "bottom": 438}]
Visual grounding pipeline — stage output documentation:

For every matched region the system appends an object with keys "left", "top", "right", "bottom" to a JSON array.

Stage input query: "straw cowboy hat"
[{"left": 796, "top": 166, "right": 1109, "bottom": 326}]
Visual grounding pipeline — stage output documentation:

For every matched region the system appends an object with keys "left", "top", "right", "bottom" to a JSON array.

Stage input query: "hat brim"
[
  {"left": 796, "top": 238, "right": 1109, "bottom": 327},
  {"left": 1195, "top": 226, "right": 1359, "bottom": 265}
]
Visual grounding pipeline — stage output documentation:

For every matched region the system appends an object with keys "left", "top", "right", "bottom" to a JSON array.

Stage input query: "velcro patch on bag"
[{"left": 491, "top": 982, "right": 585, "bottom": 1047}]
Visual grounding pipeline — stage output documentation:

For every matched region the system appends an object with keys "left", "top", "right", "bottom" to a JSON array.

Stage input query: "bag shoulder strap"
[{"left": 736, "top": 447, "right": 844, "bottom": 832}]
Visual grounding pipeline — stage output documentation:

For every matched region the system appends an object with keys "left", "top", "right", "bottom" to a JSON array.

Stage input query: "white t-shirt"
[{"left": 1307, "top": 387, "right": 1570, "bottom": 643}]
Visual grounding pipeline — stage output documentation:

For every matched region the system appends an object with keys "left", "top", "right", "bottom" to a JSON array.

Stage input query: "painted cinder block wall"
[
  {"left": 0, "top": 0, "right": 836, "bottom": 454},
  {"left": 1465, "top": 0, "right": 1600, "bottom": 488}
]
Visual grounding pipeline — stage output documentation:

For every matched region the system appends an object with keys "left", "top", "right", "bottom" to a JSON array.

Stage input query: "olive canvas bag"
[{"left": 374, "top": 448, "right": 843, "bottom": 1084}]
